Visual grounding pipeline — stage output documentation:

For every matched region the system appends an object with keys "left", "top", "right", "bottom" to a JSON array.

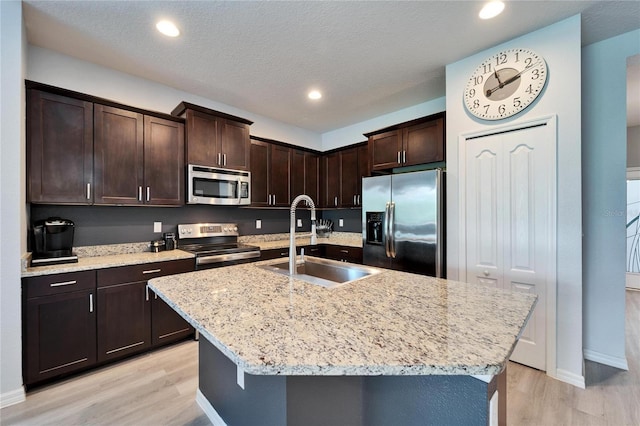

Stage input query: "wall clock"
[{"left": 464, "top": 48, "right": 547, "bottom": 120}]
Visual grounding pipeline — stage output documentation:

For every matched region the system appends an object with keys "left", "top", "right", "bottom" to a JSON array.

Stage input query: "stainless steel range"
[{"left": 177, "top": 223, "right": 260, "bottom": 270}]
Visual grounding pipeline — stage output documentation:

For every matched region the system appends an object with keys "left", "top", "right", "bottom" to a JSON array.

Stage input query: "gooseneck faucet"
[{"left": 289, "top": 194, "right": 317, "bottom": 275}]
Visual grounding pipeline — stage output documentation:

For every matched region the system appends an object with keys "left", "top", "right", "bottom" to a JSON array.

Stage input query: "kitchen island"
[{"left": 149, "top": 257, "right": 536, "bottom": 426}]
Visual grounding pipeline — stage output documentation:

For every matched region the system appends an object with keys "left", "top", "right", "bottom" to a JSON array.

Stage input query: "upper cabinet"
[
  {"left": 250, "top": 138, "right": 291, "bottom": 207},
  {"left": 292, "top": 149, "right": 320, "bottom": 206},
  {"left": 365, "top": 113, "right": 445, "bottom": 172},
  {"left": 171, "top": 102, "right": 252, "bottom": 171},
  {"left": 26, "top": 82, "right": 185, "bottom": 206},
  {"left": 27, "top": 89, "right": 94, "bottom": 204},
  {"left": 322, "top": 143, "right": 368, "bottom": 208}
]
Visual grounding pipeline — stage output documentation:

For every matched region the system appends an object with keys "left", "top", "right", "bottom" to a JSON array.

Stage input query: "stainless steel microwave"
[{"left": 187, "top": 164, "right": 251, "bottom": 205}]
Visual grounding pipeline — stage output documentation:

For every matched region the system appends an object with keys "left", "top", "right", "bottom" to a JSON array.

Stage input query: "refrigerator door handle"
[
  {"left": 384, "top": 202, "right": 391, "bottom": 258},
  {"left": 436, "top": 169, "right": 443, "bottom": 278},
  {"left": 389, "top": 202, "right": 397, "bottom": 258}
]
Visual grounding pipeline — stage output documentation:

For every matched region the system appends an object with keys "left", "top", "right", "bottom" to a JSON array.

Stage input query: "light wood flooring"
[{"left": 2, "top": 290, "right": 639, "bottom": 426}]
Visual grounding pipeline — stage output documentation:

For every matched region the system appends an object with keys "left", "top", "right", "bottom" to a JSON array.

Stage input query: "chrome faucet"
[{"left": 289, "top": 194, "right": 317, "bottom": 275}]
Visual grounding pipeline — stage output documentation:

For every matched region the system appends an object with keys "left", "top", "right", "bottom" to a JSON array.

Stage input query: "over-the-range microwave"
[{"left": 187, "top": 164, "right": 251, "bottom": 206}]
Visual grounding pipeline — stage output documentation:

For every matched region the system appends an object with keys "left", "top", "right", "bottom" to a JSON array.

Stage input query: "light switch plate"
[
  {"left": 297, "top": 219, "right": 302, "bottom": 227},
  {"left": 339, "top": 219, "right": 344, "bottom": 227},
  {"left": 256, "top": 219, "right": 262, "bottom": 229},
  {"left": 153, "top": 222, "right": 162, "bottom": 233}
]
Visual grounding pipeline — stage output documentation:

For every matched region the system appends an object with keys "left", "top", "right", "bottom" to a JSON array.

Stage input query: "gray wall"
[
  {"left": 29, "top": 204, "right": 363, "bottom": 248},
  {"left": 629, "top": 125, "right": 640, "bottom": 168}
]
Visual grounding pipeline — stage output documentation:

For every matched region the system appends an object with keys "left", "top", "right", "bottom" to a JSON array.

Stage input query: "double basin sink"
[{"left": 259, "top": 257, "right": 381, "bottom": 289}]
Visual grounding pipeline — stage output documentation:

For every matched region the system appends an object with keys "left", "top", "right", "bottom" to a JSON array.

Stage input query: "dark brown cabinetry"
[
  {"left": 27, "top": 89, "right": 94, "bottom": 204},
  {"left": 259, "top": 245, "right": 323, "bottom": 261},
  {"left": 291, "top": 150, "right": 320, "bottom": 205},
  {"left": 366, "top": 114, "right": 444, "bottom": 172},
  {"left": 22, "top": 271, "right": 97, "bottom": 386},
  {"left": 172, "top": 102, "right": 252, "bottom": 171},
  {"left": 96, "top": 259, "right": 194, "bottom": 362},
  {"left": 323, "top": 143, "right": 368, "bottom": 208},
  {"left": 250, "top": 138, "right": 291, "bottom": 207},
  {"left": 94, "top": 106, "right": 184, "bottom": 206},
  {"left": 324, "top": 245, "right": 363, "bottom": 264}
]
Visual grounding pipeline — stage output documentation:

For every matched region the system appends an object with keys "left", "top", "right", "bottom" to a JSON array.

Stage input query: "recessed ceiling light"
[
  {"left": 308, "top": 90, "right": 322, "bottom": 100},
  {"left": 479, "top": 1, "right": 505, "bottom": 20},
  {"left": 156, "top": 20, "right": 180, "bottom": 37}
]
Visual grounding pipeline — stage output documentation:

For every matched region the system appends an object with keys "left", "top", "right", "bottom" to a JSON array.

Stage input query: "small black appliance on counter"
[{"left": 31, "top": 217, "right": 78, "bottom": 266}]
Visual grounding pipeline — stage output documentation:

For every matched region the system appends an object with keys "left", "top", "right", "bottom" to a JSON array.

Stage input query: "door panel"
[
  {"left": 144, "top": 116, "right": 184, "bottom": 205},
  {"left": 362, "top": 175, "right": 391, "bottom": 269}
]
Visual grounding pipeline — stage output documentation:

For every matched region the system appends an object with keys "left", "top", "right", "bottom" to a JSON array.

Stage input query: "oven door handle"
[{"left": 196, "top": 251, "right": 261, "bottom": 266}]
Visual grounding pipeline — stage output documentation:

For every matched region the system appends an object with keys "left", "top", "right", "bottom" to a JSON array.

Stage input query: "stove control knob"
[
  {"left": 233, "top": 226, "right": 238, "bottom": 232},
  {"left": 223, "top": 227, "right": 229, "bottom": 232}
]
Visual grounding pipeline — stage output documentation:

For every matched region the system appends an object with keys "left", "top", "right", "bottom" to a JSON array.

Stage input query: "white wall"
[
  {"left": 27, "top": 47, "right": 322, "bottom": 151},
  {"left": 321, "top": 97, "right": 446, "bottom": 151},
  {"left": 0, "top": 0, "right": 27, "bottom": 407},
  {"left": 582, "top": 29, "right": 640, "bottom": 369},
  {"left": 445, "top": 16, "right": 584, "bottom": 386}
]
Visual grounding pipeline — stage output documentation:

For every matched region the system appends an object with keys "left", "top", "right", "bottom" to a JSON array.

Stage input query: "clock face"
[{"left": 464, "top": 48, "right": 547, "bottom": 120}]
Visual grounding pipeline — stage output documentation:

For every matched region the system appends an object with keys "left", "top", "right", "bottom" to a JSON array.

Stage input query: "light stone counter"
[
  {"left": 22, "top": 244, "right": 195, "bottom": 277},
  {"left": 240, "top": 232, "right": 362, "bottom": 250},
  {"left": 149, "top": 257, "right": 536, "bottom": 377}
]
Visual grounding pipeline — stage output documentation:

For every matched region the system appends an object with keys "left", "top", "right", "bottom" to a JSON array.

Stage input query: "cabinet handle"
[
  {"left": 403, "top": 150, "right": 407, "bottom": 164},
  {"left": 357, "top": 194, "right": 361, "bottom": 205},
  {"left": 218, "top": 153, "right": 222, "bottom": 166},
  {"left": 86, "top": 183, "right": 91, "bottom": 200},
  {"left": 273, "top": 194, "right": 276, "bottom": 205},
  {"left": 280, "top": 252, "right": 288, "bottom": 256},
  {"left": 397, "top": 151, "right": 401, "bottom": 164},
  {"left": 50, "top": 280, "right": 77, "bottom": 287},
  {"left": 334, "top": 196, "right": 338, "bottom": 206},
  {"left": 89, "top": 293, "right": 93, "bottom": 312},
  {"left": 353, "top": 195, "right": 357, "bottom": 205},
  {"left": 138, "top": 186, "right": 143, "bottom": 202},
  {"left": 143, "top": 269, "right": 162, "bottom": 274},
  {"left": 223, "top": 154, "right": 227, "bottom": 166},
  {"left": 146, "top": 187, "right": 150, "bottom": 202},
  {"left": 340, "top": 250, "right": 349, "bottom": 253},
  {"left": 154, "top": 293, "right": 158, "bottom": 300},
  {"left": 146, "top": 285, "right": 149, "bottom": 301}
]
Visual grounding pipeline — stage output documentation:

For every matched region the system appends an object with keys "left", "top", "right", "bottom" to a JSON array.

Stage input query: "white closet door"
[{"left": 465, "top": 123, "right": 554, "bottom": 371}]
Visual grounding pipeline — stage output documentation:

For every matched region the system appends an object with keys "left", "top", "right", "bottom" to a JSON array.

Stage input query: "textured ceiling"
[{"left": 23, "top": 1, "right": 640, "bottom": 133}]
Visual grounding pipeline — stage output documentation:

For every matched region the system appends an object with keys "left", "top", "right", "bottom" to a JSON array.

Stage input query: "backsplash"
[{"left": 29, "top": 204, "right": 363, "bottom": 248}]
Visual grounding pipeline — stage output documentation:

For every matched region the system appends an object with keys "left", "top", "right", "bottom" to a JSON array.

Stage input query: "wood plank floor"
[{"left": 2, "top": 290, "right": 639, "bottom": 426}]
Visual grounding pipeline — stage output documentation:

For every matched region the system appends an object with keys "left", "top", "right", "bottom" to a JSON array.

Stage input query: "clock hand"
[
  {"left": 494, "top": 69, "right": 503, "bottom": 85},
  {"left": 485, "top": 61, "right": 540, "bottom": 97}
]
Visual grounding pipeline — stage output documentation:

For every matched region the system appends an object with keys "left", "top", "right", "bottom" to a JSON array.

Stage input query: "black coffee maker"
[{"left": 31, "top": 217, "right": 78, "bottom": 266}]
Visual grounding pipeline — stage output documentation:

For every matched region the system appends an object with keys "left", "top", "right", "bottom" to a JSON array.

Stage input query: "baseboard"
[
  {"left": 0, "top": 386, "right": 26, "bottom": 409},
  {"left": 554, "top": 368, "right": 585, "bottom": 389},
  {"left": 584, "top": 349, "right": 629, "bottom": 371},
  {"left": 196, "top": 388, "right": 227, "bottom": 426}
]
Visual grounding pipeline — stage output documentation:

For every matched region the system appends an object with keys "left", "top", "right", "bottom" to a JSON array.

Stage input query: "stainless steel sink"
[{"left": 259, "top": 257, "right": 381, "bottom": 288}]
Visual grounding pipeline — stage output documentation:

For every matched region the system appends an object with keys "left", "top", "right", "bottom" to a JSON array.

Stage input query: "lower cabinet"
[
  {"left": 23, "top": 258, "right": 194, "bottom": 387},
  {"left": 324, "top": 245, "right": 363, "bottom": 264},
  {"left": 22, "top": 271, "right": 97, "bottom": 386},
  {"left": 259, "top": 245, "right": 361, "bottom": 263}
]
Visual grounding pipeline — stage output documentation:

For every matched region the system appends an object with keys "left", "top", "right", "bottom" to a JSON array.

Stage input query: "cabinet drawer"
[
  {"left": 324, "top": 246, "right": 363, "bottom": 264},
  {"left": 23, "top": 270, "right": 96, "bottom": 299},
  {"left": 97, "top": 258, "right": 194, "bottom": 287}
]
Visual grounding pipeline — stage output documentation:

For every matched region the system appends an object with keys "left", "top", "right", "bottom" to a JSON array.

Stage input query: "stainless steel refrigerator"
[{"left": 362, "top": 169, "right": 445, "bottom": 277}]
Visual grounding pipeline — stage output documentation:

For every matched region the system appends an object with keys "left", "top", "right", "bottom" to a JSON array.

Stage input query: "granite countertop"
[
  {"left": 149, "top": 258, "right": 536, "bottom": 377},
  {"left": 240, "top": 232, "right": 362, "bottom": 250}
]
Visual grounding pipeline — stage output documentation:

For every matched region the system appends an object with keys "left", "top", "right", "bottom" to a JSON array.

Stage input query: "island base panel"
[{"left": 199, "top": 338, "right": 505, "bottom": 426}]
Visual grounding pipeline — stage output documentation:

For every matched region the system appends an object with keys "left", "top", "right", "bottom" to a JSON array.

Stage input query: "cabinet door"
[
  {"left": 143, "top": 116, "right": 185, "bottom": 205},
  {"left": 325, "top": 152, "right": 341, "bottom": 207},
  {"left": 324, "top": 246, "right": 363, "bottom": 264},
  {"left": 305, "top": 152, "right": 320, "bottom": 206},
  {"left": 185, "top": 109, "right": 218, "bottom": 167},
  {"left": 270, "top": 144, "right": 291, "bottom": 207},
  {"left": 340, "top": 148, "right": 359, "bottom": 208},
  {"left": 97, "top": 281, "right": 151, "bottom": 362},
  {"left": 24, "top": 290, "right": 96, "bottom": 385},
  {"left": 151, "top": 292, "right": 193, "bottom": 347},
  {"left": 250, "top": 140, "right": 270, "bottom": 206},
  {"left": 369, "top": 130, "right": 402, "bottom": 171},
  {"left": 27, "top": 90, "right": 93, "bottom": 204},
  {"left": 291, "top": 150, "right": 306, "bottom": 201},
  {"left": 403, "top": 118, "right": 444, "bottom": 166},
  {"left": 94, "top": 105, "right": 144, "bottom": 205},
  {"left": 220, "top": 119, "right": 250, "bottom": 171}
]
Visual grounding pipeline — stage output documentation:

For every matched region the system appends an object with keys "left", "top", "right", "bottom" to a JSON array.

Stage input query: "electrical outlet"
[
  {"left": 297, "top": 219, "right": 302, "bottom": 227},
  {"left": 256, "top": 219, "right": 262, "bottom": 229},
  {"left": 339, "top": 219, "right": 344, "bottom": 227},
  {"left": 154, "top": 222, "right": 162, "bottom": 233}
]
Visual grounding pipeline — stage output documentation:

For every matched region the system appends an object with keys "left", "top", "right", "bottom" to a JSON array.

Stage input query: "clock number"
[
  {"left": 498, "top": 104, "right": 506, "bottom": 115},
  {"left": 474, "top": 75, "right": 484, "bottom": 86},
  {"left": 495, "top": 53, "right": 507, "bottom": 66},
  {"left": 473, "top": 99, "right": 480, "bottom": 109},
  {"left": 525, "top": 84, "right": 533, "bottom": 94},
  {"left": 524, "top": 57, "right": 533, "bottom": 68},
  {"left": 469, "top": 88, "right": 476, "bottom": 97},
  {"left": 483, "top": 63, "right": 492, "bottom": 74},
  {"left": 513, "top": 97, "right": 522, "bottom": 108},
  {"left": 531, "top": 69, "right": 540, "bottom": 80},
  {"left": 515, "top": 52, "right": 520, "bottom": 62},
  {"left": 483, "top": 104, "right": 490, "bottom": 114}
]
